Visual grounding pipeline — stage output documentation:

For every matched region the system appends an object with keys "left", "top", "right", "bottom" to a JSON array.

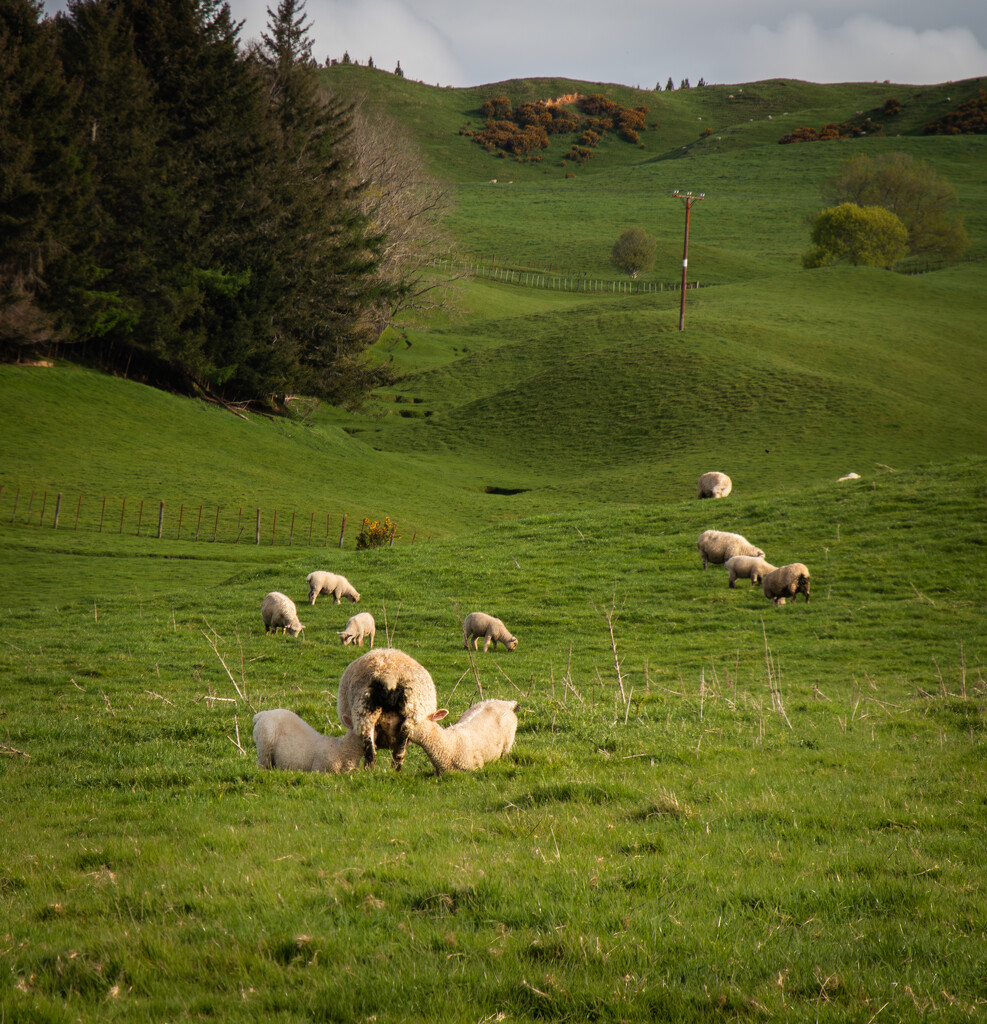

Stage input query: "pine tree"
[
  {"left": 0, "top": 0, "right": 87, "bottom": 358},
  {"left": 665, "top": 77, "right": 674, "bottom": 91}
]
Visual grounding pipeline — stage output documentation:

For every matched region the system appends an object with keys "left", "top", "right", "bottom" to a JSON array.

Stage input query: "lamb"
[
  {"left": 336, "top": 648, "right": 439, "bottom": 769},
  {"left": 339, "top": 611, "right": 376, "bottom": 647},
  {"left": 724, "top": 555, "right": 776, "bottom": 589},
  {"left": 697, "top": 530, "right": 765, "bottom": 569},
  {"left": 462, "top": 611, "right": 518, "bottom": 652},
  {"left": 261, "top": 591, "right": 305, "bottom": 636},
  {"left": 253, "top": 708, "right": 402, "bottom": 773},
  {"left": 762, "top": 563, "right": 811, "bottom": 606},
  {"left": 697, "top": 471, "right": 732, "bottom": 499},
  {"left": 401, "top": 699, "right": 519, "bottom": 776},
  {"left": 306, "top": 570, "right": 360, "bottom": 605}
]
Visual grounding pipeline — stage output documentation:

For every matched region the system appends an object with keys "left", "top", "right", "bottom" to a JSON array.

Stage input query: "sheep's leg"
[
  {"left": 483, "top": 635, "right": 492, "bottom": 653},
  {"left": 360, "top": 707, "right": 382, "bottom": 767},
  {"left": 391, "top": 736, "right": 409, "bottom": 771}
]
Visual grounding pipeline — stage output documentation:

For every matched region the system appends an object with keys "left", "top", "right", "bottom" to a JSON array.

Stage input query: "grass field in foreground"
[{"left": 1, "top": 457, "right": 984, "bottom": 1022}]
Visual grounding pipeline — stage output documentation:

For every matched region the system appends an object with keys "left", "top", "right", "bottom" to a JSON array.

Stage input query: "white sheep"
[
  {"left": 339, "top": 611, "right": 376, "bottom": 647},
  {"left": 838, "top": 472, "right": 861, "bottom": 482},
  {"left": 463, "top": 611, "right": 518, "bottom": 652},
  {"left": 697, "top": 471, "right": 732, "bottom": 499},
  {"left": 306, "top": 570, "right": 360, "bottom": 606},
  {"left": 762, "top": 563, "right": 811, "bottom": 605},
  {"left": 401, "top": 699, "right": 519, "bottom": 776},
  {"left": 261, "top": 591, "right": 305, "bottom": 636},
  {"left": 724, "top": 555, "right": 776, "bottom": 589},
  {"left": 253, "top": 708, "right": 402, "bottom": 773},
  {"left": 336, "top": 648, "right": 438, "bottom": 769},
  {"left": 697, "top": 530, "right": 765, "bottom": 569}
]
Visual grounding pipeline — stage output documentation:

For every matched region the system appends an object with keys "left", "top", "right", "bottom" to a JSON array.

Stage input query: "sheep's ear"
[
  {"left": 428, "top": 709, "right": 449, "bottom": 722},
  {"left": 342, "top": 714, "right": 353, "bottom": 728}
]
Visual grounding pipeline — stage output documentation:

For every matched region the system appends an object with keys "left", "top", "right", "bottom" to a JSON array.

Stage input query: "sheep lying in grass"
[
  {"left": 724, "top": 555, "right": 776, "bottom": 589},
  {"left": 697, "top": 530, "right": 765, "bottom": 569},
  {"left": 306, "top": 570, "right": 360, "bottom": 605},
  {"left": 463, "top": 611, "right": 518, "bottom": 652},
  {"left": 762, "top": 563, "right": 811, "bottom": 606},
  {"left": 253, "top": 708, "right": 402, "bottom": 773},
  {"left": 339, "top": 611, "right": 375, "bottom": 647},
  {"left": 336, "top": 648, "right": 438, "bottom": 769},
  {"left": 401, "top": 699, "right": 519, "bottom": 776},
  {"left": 697, "top": 471, "right": 732, "bottom": 499},
  {"left": 261, "top": 591, "right": 305, "bottom": 636}
]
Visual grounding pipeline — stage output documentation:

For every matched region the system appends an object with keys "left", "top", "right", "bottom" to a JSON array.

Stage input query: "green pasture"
[{"left": 2, "top": 71, "right": 986, "bottom": 1022}]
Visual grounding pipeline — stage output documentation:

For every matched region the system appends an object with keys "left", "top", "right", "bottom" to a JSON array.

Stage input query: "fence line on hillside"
[
  {"left": 434, "top": 256, "right": 704, "bottom": 295},
  {"left": 0, "top": 484, "right": 421, "bottom": 549}
]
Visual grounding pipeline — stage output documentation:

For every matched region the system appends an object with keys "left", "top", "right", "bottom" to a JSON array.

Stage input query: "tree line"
[{"left": 1, "top": 0, "right": 446, "bottom": 410}]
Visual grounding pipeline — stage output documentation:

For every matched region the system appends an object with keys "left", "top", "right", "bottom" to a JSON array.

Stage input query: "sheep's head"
[
  {"left": 285, "top": 620, "right": 304, "bottom": 637},
  {"left": 796, "top": 574, "right": 811, "bottom": 602},
  {"left": 375, "top": 712, "right": 404, "bottom": 751},
  {"left": 506, "top": 636, "right": 519, "bottom": 651},
  {"left": 338, "top": 631, "right": 355, "bottom": 645},
  {"left": 347, "top": 590, "right": 361, "bottom": 603}
]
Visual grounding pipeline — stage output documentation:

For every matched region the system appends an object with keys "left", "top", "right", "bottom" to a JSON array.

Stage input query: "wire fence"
[
  {"left": 0, "top": 484, "right": 419, "bottom": 549},
  {"left": 435, "top": 256, "right": 704, "bottom": 295}
]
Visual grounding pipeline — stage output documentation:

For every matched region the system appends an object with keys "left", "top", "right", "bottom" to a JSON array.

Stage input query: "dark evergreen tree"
[
  {"left": 665, "top": 77, "right": 674, "bottom": 91},
  {"left": 0, "top": 0, "right": 87, "bottom": 358},
  {"left": 394, "top": 60, "right": 403, "bottom": 77}
]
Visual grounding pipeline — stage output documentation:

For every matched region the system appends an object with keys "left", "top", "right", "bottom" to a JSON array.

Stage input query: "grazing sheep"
[
  {"left": 697, "top": 530, "right": 765, "bottom": 569},
  {"left": 697, "top": 471, "right": 732, "bottom": 499},
  {"left": 762, "top": 563, "right": 811, "bottom": 606},
  {"left": 402, "top": 699, "right": 519, "bottom": 776},
  {"left": 838, "top": 472, "right": 861, "bottom": 482},
  {"left": 261, "top": 591, "right": 305, "bottom": 636},
  {"left": 306, "top": 570, "right": 360, "bottom": 605},
  {"left": 463, "top": 611, "right": 518, "bottom": 653},
  {"left": 253, "top": 708, "right": 402, "bottom": 773},
  {"left": 724, "top": 555, "right": 777, "bottom": 589},
  {"left": 339, "top": 611, "right": 376, "bottom": 647},
  {"left": 336, "top": 648, "right": 438, "bottom": 769}
]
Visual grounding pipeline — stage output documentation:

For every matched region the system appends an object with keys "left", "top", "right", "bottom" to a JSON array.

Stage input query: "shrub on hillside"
[
  {"left": 480, "top": 96, "right": 511, "bottom": 119},
  {"left": 924, "top": 89, "right": 987, "bottom": 134},
  {"left": 356, "top": 516, "right": 396, "bottom": 549}
]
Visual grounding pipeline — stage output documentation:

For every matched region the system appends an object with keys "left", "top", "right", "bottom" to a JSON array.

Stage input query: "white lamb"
[
  {"left": 401, "top": 699, "right": 519, "bottom": 776},
  {"left": 336, "top": 648, "right": 438, "bottom": 769},
  {"left": 261, "top": 591, "right": 305, "bottom": 636},
  {"left": 463, "top": 611, "right": 518, "bottom": 652},
  {"left": 253, "top": 708, "right": 402, "bottom": 773},
  {"left": 306, "top": 570, "right": 360, "bottom": 605},
  {"left": 697, "top": 471, "right": 732, "bottom": 499},
  {"left": 697, "top": 530, "right": 765, "bottom": 569},
  {"left": 339, "top": 611, "right": 376, "bottom": 647},
  {"left": 724, "top": 555, "right": 776, "bottom": 589}
]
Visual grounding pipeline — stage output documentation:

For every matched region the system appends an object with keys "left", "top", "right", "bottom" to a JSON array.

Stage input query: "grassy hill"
[{"left": 1, "top": 73, "right": 986, "bottom": 1023}]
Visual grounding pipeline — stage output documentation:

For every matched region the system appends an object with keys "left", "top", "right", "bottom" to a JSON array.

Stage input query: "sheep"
[
  {"left": 724, "top": 555, "right": 777, "bottom": 589},
  {"left": 261, "top": 591, "right": 305, "bottom": 636},
  {"left": 336, "top": 648, "right": 438, "bottom": 769},
  {"left": 697, "top": 530, "right": 765, "bottom": 569},
  {"left": 838, "top": 472, "right": 861, "bottom": 482},
  {"left": 339, "top": 611, "right": 376, "bottom": 647},
  {"left": 253, "top": 708, "right": 402, "bottom": 773},
  {"left": 401, "top": 699, "right": 519, "bottom": 776},
  {"left": 697, "top": 471, "right": 732, "bottom": 499},
  {"left": 762, "top": 563, "right": 811, "bottom": 606},
  {"left": 462, "top": 611, "right": 518, "bottom": 653},
  {"left": 306, "top": 570, "right": 360, "bottom": 606}
]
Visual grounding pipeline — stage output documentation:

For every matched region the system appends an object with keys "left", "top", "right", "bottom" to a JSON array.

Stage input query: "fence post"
[
  {"left": 212, "top": 506, "right": 220, "bottom": 543},
  {"left": 120, "top": 498, "right": 127, "bottom": 533},
  {"left": 53, "top": 493, "right": 63, "bottom": 529},
  {"left": 389, "top": 524, "right": 396, "bottom": 547},
  {"left": 157, "top": 501, "right": 165, "bottom": 539},
  {"left": 39, "top": 491, "right": 48, "bottom": 524},
  {"left": 195, "top": 505, "right": 202, "bottom": 541},
  {"left": 338, "top": 513, "right": 347, "bottom": 549},
  {"left": 176, "top": 503, "right": 184, "bottom": 539},
  {"left": 74, "top": 494, "right": 82, "bottom": 530},
  {"left": 411, "top": 531, "right": 416, "bottom": 546},
  {"left": 271, "top": 509, "right": 278, "bottom": 545},
  {"left": 289, "top": 511, "right": 295, "bottom": 547},
  {"left": 136, "top": 500, "right": 143, "bottom": 535},
  {"left": 10, "top": 488, "right": 19, "bottom": 523},
  {"left": 308, "top": 511, "right": 314, "bottom": 545},
  {"left": 255, "top": 509, "right": 261, "bottom": 545},
  {"left": 325, "top": 513, "right": 330, "bottom": 547}
]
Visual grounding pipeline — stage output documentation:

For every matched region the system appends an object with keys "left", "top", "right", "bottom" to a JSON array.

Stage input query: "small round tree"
[
  {"left": 612, "top": 227, "right": 657, "bottom": 278},
  {"left": 803, "top": 203, "right": 908, "bottom": 269}
]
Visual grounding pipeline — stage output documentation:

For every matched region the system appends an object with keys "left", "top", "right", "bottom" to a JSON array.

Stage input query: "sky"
[
  {"left": 229, "top": 0, "right": 987, "bottom": 90},
  {"left": 43, "top": 0, "right": 987, "bottom": 90}
]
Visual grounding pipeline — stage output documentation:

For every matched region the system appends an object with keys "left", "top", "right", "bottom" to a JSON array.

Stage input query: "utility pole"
[{"left": 672, "top": 190, "right": 705, "bottom": 330}]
